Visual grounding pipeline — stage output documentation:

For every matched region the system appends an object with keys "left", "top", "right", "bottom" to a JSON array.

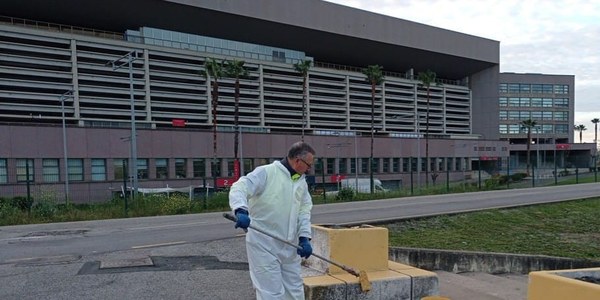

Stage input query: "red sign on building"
[
  {"left": 556, "top": 144, "right": 571, "bottom": 150},
  {"left": 172, "top": 119, "right": 186, "bottom": 127},
  {"left": 330, "top": 174, "right": 346, "bottom": 183},
  {"left": 216, "top": 177, "right": 239, "bottom": 188}
]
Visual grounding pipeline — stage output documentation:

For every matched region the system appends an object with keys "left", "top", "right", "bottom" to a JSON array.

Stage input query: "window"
[
  {"left": 498, "top": 83, "right": 508, "bottom": 93},
  {"left": 42, "top": 159, "right": 60, "bottom": 182},
  {"left": 227, "top": 159, "right": 235, "bottom": 177},
  {"left": 542, "top": 84, "right": 553, "bottom": 94},
  {"left": 508, "top": 84, "right": 520, "bottom": 93},
  {"left": 156, "top": 158, "right": 168, "bottom": 179},
  {"left": 519, "top": 111, "right": 530, "bottom": 120},
  {"left": 339, "top": 158, "right": 347, "bottom": 174},
  {"left": 499, "top": 124, "right": 508, "bottom": 134},
  {"left": 392, "top": 158, "right": 400, "bottom": 173},
  {"left": 402, "top": 158, "right": 410, "bottom": 172},
  {"left": 242, "top": 159, "right": 253, "bottom": 176},
  {"left": 446, "top": 157, "right": 453, "bottom": 171},
  {"left": 193, "top": 159, "right": 206, "bottom": 178},
  {"left": 137, "top": 159, "right": 148, "bottom": 179},
  {"left": 554, "top": 111, "right": 568, "bottom": 121},
  {"left": 531, "top": 111, "right": 542, "bottom": 120},
  {"left": 326, "top": 158, "right": 334, "bottom": 175},
  {"left": 361, "top": 158, "right": 368, "bottom": 173},
  {"left": 520, "top": 97, "right": 530, "bottom": 107},
  {"left": 372, "top": 158, "right": 380, "bottom": 173},
  {"left": 114, "top": 159, "right": 126, "bottom": 180},
  {"left": 531, "top": 84, "right": 543, "bottom": 93},
  {"left": 554, "top": 84, "right": 569, "bottom": 94},
  {"left": 509, "top": 97, "right": 520, "bottom": 107},
  {"left": 91, "top": 159, "right": 106, "bottom": 181},
  {"left": 175, "top": 159, "right": 187, "bottom": 178},
  {"left": 68, "top": 159, "right": 84, "bottom": 181},
  {"left": 542, "top": 111, "right": 553, "bottom": 120},
  {"left": 519, "top": 84, "right": 530, "bottom": 93},
  {"left": 350, "top": 158, "right": 357, "bottom": 174},
  {"left": 508, "top": 111, "right": 520, "bottom": 120},
  {"left": 16, "top": 159, "right": 34, "bottom": 182},
  {"left": 531, "top": 98, "right": 542, "bottom": 107},
  {"left": 542, "top": 98, "right": 553, "bottom": 107},
  {"left": 382, "top": 158, "right": 390, "bottom": 173},
  {"left": 499, "top": 97, "right": 508, "bottom": 107},
  {"left": 554, "top": 98, "right": 569, "bottom": 107},
  {"left": 556, "top": 124, "right": 569, "bottom": 134},
  {"left": 499, "top": 111, "right": 508, "bottom": 120},
  {"left": 0, "top": 159, "right": 7, "bottom": 183}
]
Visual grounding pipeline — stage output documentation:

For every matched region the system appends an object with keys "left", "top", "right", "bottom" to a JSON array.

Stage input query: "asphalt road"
[
  {"left": 1, "top": 183, "right": 599, "bottom": 264},
  {"left": 0, "top": 183, "right": 598, "bottom": 299}
]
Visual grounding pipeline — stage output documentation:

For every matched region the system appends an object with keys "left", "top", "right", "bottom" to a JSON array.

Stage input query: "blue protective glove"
[
  {"left": 234, "top": 209, "right": 250, "bottom": 229},
  {"left": 297, "top": 237, "right": 312, "bottom": 259}
]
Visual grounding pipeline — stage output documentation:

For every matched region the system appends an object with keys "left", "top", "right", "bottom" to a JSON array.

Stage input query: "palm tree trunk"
[
  {"left": 425, "top": 89, "right": 430, "bottom": 188},
  {"left": 370, "top": 84, "right": 375, "bottom": 194},
  {"left": 212, "top": 81, "right": 218, "bottom": 188},
  {"left": 234, "top": 78, "right": 240, "bottom": 179},
  {"left": 301, "top": 77, "right": 307, "bottom": 141}
]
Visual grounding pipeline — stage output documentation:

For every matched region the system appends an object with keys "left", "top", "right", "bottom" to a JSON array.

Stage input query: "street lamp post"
[
  {"left": 108, "top": 50, "right": 142, "bottom": 197},
  {"left": 60, "top": 90, "right": 74, "bottom": 204}
]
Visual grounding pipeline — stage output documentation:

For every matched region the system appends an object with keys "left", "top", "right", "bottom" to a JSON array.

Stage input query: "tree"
[
  {"left": 294, "top": 60, "right": 312, "bottom": 141},
  {"left": 417, "top": 70, "right": 438, "bottom": 187},
  {"left": 200, "top": 58, "right": 225, "bottom": 189},
  {"left": 574, "top": 124, "right": 587, "bottom": 143},
  {"left": 362, "top": 65, "right": 384, "bottom": 194},
  {"left": 224, "top": 59, "right": 248, "bottom": 179},
  {"left": 520, "top": 119, "right": 537, "bottom": 176},
  {"left": 592, "top": 118, "right": 599, "bottom": 145}
]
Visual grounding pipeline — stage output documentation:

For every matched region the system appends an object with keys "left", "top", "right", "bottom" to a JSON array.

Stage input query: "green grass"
[{"left": 386, "top": 197, "right": 600, "bottom": 261}]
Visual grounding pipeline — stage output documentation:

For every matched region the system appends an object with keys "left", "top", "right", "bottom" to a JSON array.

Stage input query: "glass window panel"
[
  {"left": 508, "top": 84, "right": 520, "bottom": 93},
  {"left": 361, "top": 158, "right": 368, "bottom": 173},
  {"left": 193, "top": 159, "right": 206, "bottom": 178},
  {"left": 531, "top": 98, "right": 542, "bottom": 107},
  {"left": 175, "top": 158, "right": 187, "bottom": 178},
  {"left": 499, "top": 97, "right": 508, "bottom": 107},
  {"left": 137, "top": 159, "right": 148, "bottom": 180},
  {"left": 0, "top": 159, "right": 7, "bottom": 183},
  {"left": 156, "top": 158, "right": 168, "bottom": 179},
  {"left": 392, "top": 158, "right": 400, "bottom": 173},
  {"left": 326, "top": 158, "right": 334, "bottom": 175},
  {"left": 91, "top": 159, "right": 106, "bottom": 181},
  {"left": 68, "top": 159, "right": 84, "bottom": 181},
  {"left": 42, "top": 159, "right": 60, "bottom": 182},
  {"left": 520, "top": 111, "right": 530, "bottom": 120},
  {"left": 350, "top": 158, "right": 357, "bottom": 174},
  {"left": 339, "top": 158, "right": 347, "bottom": 174},
  {"left": 542, "top": 84, "right": 553, "bottom": 94},
  {"left": 114, "top": 159, "right": 126, "bottom": 180},
  {"left": 519, "top": 84, "right": 530, "bottom": 93},
  {"left": 508, "top": 111, "right": 520, "bottom": 120},
  {"left": 16, "top": 159, "right": 34, "bottom": 182},
  {"left": 499, "top": 111, "right": 508, "bottom": 120},
  {"left": 499, "top": 124, "right": 508, "bottom": 134},
  {"left": 242, "top": 159, "right": 253, "bottom": 176},
  {"left": 509, "top": 98, "right": 520, "bottom": 107},
  {"left": 520, "top": 97, "right": 530, "bottom": 107},
  {"left": 499, "top": 84, "right": 508, "bottom": 93},
  {"left": 531, "top": 84, "right": 543, "bottom": 93},
  {"left": 542, "top": 98, "right": 553, "bottom": 107}
]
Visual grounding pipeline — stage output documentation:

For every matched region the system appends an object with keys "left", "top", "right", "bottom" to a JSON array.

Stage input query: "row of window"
[
  {"left": 499, "top": 97, "right": 569, "bottom": 108},
  {"left": 0, "top": 157, "right": 475, "bottom": 184},
  {"left": 499, "top": 124, "right": 570, "bottom": 134},
  {"left": 499, "top": 111, "right": 568, "bottom": 121},
  {"left": 499, "top": 83, "right": 569, "bottom": 94}
]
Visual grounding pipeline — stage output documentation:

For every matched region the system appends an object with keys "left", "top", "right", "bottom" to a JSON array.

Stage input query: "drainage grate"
[{"left": 78, "top": 255, "right": 249, "bottom": 275}]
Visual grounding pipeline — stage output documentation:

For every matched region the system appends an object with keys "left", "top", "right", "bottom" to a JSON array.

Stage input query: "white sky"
[{"left": 325, "top": 0, "right": 600, "bottom": 143}]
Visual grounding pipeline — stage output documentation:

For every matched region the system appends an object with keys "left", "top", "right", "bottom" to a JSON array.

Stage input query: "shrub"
[
  {"left": 160, "top": 195, "right": 192, "bottom": 215},
  {"left": 336, "top": 188, "right": 355, "bottom": 201},
  {"left": 12, "top": 196, "right": 33, "bottom": 211}
]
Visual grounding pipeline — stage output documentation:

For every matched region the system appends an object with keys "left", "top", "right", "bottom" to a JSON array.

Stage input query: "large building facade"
[{"left": 1, "top": 0, "right": 591, "bottom": 202}]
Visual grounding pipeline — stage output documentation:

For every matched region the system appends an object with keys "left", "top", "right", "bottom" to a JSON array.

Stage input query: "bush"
[
  {"left": 32, "top": 200, "right": 58, "bottom": 219},
  {"left": 12, "top": 196, "right": 33, "bottom": 211},
  {"left": 336, "top": 188, "right": 355, "bottom": 201},
  {"left": 160, "top": 195, "right": 192, "bottom": 215},
  {"left": 510, "top": 173, "right": 528, "bottom": 182}
]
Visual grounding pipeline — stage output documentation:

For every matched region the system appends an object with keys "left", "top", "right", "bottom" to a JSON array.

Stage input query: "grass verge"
[{"left": 386, "top": 197, "right": 600, "bottom": 261}]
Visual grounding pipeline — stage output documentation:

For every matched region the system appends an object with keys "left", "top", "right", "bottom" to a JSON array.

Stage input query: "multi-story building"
[
  {"left": 499, "top": 73, "right": 595, "bottom": 172},
  {"left": 0, "top": 0, "right": 590, "bottom": 202}
]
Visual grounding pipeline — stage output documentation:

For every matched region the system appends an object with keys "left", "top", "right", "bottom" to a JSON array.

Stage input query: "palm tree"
[
  {"left": 224, "top": 59, "right": 248, "bottom": 179},
  {"left": 520, "top": 119, "right": 537, "bottom": 176},
  {"left": 417, "top": 70, "right": 438, "bottom": 187},
  {"left": 574, "top": 124, "right": 587, "bottom": 143},
  {"left": 200, "top": 58, "right": 225, "bottom": 188},
  {"left": 294, "top": 60, "right": 312, "bottom": 141},
  {"left": 362, "top": 65, "right": 384, "bottom": 194},
  {"left": 591, "top": 118, "right": 599, "bottom": 145}
]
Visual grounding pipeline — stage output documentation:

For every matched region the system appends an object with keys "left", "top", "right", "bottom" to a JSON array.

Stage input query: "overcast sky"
[{"left": 326, "top": 0, "right": 600, "bottom": 143}]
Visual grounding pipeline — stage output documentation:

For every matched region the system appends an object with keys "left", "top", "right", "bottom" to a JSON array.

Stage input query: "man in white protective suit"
[{"left": 229, "top": 141, "right": 316, "bottom": 300}]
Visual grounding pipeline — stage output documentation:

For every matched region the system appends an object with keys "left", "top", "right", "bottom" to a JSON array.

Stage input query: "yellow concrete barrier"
[{"left": 528, "top": 267, "right": 600, "bottom": 300}]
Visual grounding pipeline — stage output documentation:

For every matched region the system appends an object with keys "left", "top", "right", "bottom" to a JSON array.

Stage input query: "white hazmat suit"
[{"left": 229, "top": 160, "right": 313, "bottom": 300}]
